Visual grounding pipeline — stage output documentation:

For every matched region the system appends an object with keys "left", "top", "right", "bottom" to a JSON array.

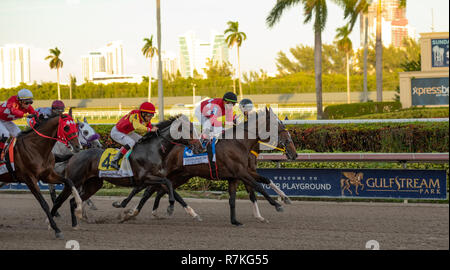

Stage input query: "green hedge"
[
  {"left": 87, "top": 122, "right": 449, "bottom": 192},
  {"left": 349, "top": 107, "right": 449, "bottom": 119},
  {"left": 324, "top": 101, "right": 402, "bottom": 119}
]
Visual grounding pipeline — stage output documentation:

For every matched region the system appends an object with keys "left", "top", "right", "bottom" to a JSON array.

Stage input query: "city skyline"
[{"left": 0, "top": 0, "right": 448, "bottom": 85}]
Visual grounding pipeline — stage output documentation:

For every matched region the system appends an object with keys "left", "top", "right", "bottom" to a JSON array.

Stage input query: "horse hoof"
[
  {"left": 75, "top": 208, "right": 83, "bottom": 220},
  {"left": 194, "top": 215, "right": 203, "bottom": 222},
  {"left": 276, "top": 205, "right": 284, "bottom": 212},
  {"left": 72, "top": 226, "right": 80, "bottom": 231},
  {"left": 55, "top": 232, "right": 64, "bottom": 240},
  {"left": 112, "top": 202, "right": 123, "bottom": 208},
  {"left": 89, "top": 205, "right": 98, "bottom": 211},
  {"left": 283, "top": 197, "right": 292, "bottom": 205},
  {"left": 256, "top": 217, "right": 269, "bottom": 224},
  {"left": 231, "top": 221, "right": 243, "bottom": 226},
  {"left": 167, "top": 206, "right": 174, "bottom": 216}
]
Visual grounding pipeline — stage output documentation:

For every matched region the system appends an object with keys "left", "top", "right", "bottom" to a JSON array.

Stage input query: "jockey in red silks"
[
  {"left": 109, "top": 101, "right": 158, "bottom": 170},
  {"left": 194, "top": 91, "right": 238, "bottom": 142},
  {"left": 0, "top": 89, "right": 38, "bottom": 154}
]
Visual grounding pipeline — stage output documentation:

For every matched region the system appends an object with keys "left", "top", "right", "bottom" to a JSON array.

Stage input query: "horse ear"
[
  {"left": 84, "top": 117, "right": 87, "bottom": 123},
  {"left": 68, "top": 107, "right": 73, "bottom": 117}
]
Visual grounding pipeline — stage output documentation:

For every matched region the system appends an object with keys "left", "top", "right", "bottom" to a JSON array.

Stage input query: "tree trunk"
[
  {"left": 346, "top": 52, "right": 350, "bottom": 104},
  {"left": 57, "top": 68, "right": 61, "bottom": 100},
  {"left": 237, "top": 46, "right": 243, "bottom": 100},
  {"left": 363, "top": 14, "right": 368, "bottom": 102},
  {"left": 314, "top": 30, "right": 323, "bottom": 119},
  {"left": 376, "top": 0, "right": 383, "bottom": 102},
  {"left": 148, "top": 57, "right": 153, "bottom": 102},
  {"left": 156, "top": 0, "right": 164, "bottom": 121}
]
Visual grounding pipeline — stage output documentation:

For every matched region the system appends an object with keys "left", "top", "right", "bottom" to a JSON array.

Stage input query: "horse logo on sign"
[{"left": 340, "top": 172, "right": 364, "bottom": 196}]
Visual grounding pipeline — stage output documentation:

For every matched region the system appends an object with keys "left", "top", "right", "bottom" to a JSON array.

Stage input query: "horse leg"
[
  {"left": 174, "top": 190, "right": 202, "bottom": 221},
  {"left": 251, "top": 172, "right": 291, "bottom": 205},
  {"left": 113, "top": 185, "right": 146, "bottom": 208},
  {"left": 120, "top": 185, "right": 159, "bottom": 222},
  {"left": 71, "top": 178, "right": 103, "bottom": 229},
  {"left": 50, "top": 185, "right": 72, "bottom": 218},
  {"left": 48, "top": 184, "right": 61, "bottom": 217},
  {"left": 244, "top": 184, "right": 268, "bottom": 223},
  {"left": 241, "top": 173, "right": 284, "bottom": 212},
  {"left": 26, "top": 178, "right": 64, "bottom": 239},
  {"left": 228, "top": 179, "right": 242, "bottom": 226},
  {"left": 143, "top": 177, "right": 175, "bottom": 214}
]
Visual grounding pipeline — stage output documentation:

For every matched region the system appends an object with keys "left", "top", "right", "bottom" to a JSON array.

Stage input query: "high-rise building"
[
  {"left": 178, "top": 31, "right": 230, "bottom": 78},
  {"left": 360, "top": 0, "right": 415, "bottom": 48},
  {"left": 81, "top": 41, "right": 124, "bottom": 82},
  {"left": 0, "top": 44, "right": 31, "bottom": 88}
]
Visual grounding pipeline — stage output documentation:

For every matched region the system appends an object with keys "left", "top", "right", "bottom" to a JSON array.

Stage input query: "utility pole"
[{"left": 156, "top": 0, "right": 164, "bottom": 122}]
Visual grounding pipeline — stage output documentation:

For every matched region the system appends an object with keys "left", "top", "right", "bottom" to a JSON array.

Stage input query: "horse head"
[
  {"left": 76, "top": 118, "right": 102, "bottom": 148},
  {"left": 266, "top": 107, "right": 298, "bottom": 161}
]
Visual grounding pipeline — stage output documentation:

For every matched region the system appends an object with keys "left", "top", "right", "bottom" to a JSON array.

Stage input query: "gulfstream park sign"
[{"left": 258, "top": 168, "right": 447, "bottom": 200}]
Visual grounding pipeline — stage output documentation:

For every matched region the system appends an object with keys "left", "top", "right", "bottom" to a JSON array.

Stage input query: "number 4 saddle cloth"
[{"left": 98, "top": 148, "right": 133, "bottom": 178}]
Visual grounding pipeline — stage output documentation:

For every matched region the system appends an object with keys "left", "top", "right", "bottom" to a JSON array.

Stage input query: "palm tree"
[
  {"left": 156, "top": 0, "right": 164, "bottom": 122},
  {"left": 375, "top": 0, "right": 406, "bottom": 102},
  {"left": 142, "top": 35, "right": 158, "bottom": 102},
  {"left": 224, "top": 21, "right": 247, "bottom": 100},
  {"left": 335, "top": 24, "right": 353, "bottom": 104},
  {"left": 45, "top": 47, "right": 63, "bottom": 100}
]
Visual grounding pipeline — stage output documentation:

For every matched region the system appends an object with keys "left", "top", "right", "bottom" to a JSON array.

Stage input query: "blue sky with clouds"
[{"left": 1, "top": 0, "right": 448, "bottom": 84}]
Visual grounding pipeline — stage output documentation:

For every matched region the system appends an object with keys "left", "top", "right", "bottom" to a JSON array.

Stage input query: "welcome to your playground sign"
[{"left": 258, "top": 168, "right": 447, "bottom": 200}]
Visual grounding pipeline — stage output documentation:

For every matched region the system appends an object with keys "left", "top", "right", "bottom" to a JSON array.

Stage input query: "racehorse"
[
  {"left": 115, "top": 107, "right": 298, "bottom": 225},
  {"left": 0, "top": 114, "right": 83, "bottom": 239},
  {"left": 50, "top": 116, "right": 102, "bottom": 215},
  {"left": 49, "top": 115, "right": 203, "bottom": 229}
]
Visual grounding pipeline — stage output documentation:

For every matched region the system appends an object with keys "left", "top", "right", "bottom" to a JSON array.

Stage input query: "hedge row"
[
  {"left": 92, "top": 122, "right": 448, "bottom": 192},
  {"left": 324, "top": 101, "right": 402, "bottom": 119},
  {"left": 92, "top": 122, "right": 449, "bottom": 153}
]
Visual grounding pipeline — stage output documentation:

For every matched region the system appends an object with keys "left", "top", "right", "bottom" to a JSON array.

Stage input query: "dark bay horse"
[
  {"left": 49, "top": 115, "right": 203, "bottom": 229},
  {"left": 0, "top": 114, "right": 83, "bottom": 239},
  {"left": 115, "top": 108, "right": 298, "bottom": 225}
]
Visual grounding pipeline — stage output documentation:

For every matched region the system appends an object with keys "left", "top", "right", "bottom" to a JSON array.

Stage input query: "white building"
[
  {"left": 81, "top": 41, "right": 124, "bottom": 82},
  {"left": 178, "top": 30, "right": 230, "bottom": 78},
  {"left": 0, "top": 44, "right": 31, "bottom": 88}
]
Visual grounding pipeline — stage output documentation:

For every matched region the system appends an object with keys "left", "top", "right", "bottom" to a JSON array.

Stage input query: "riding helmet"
[
  {"left": 51, "top": 100, "right": 65, "bottom": 109},
  {"left": 239, "top": 98, "right": 254, "bottom": 112},
  {"left": 17, "top": 89, "right": 34, "bottom": 101},
  {"left": 139, "top": 102, "right": 156, "bottom": 114},
  {"left": 223, "top": 92, "right": 238, "bottom": 104}
]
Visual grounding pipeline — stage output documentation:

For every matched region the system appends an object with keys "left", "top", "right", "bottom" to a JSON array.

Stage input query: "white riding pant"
[
  {"left": 110, "top": 126, "right": 142, "bottom": 148},
  {"left": 0, "top": 120, "right": 21, "bottom": 141},
  {"left": 194, "top": 105, "right": 223, "bottom": 139}
]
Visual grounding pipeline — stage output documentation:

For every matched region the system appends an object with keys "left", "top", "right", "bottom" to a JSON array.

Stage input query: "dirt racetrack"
[{"left": 0, "top": 193, "right": 448, "bottom": 250}]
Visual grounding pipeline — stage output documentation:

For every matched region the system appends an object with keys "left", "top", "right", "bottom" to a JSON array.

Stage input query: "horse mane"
[
  {"left": 138, "top": 114, "right": 183, "bottom": 143},
  {"left": 17, "top": 114, "right": 60, "bottom": 138}
]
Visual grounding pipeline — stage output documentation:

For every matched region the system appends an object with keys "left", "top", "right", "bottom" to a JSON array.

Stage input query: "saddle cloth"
[
  {"left": 0, "top": 138, "right": 16, "bottom": 176},
  {"left": 183, "top": 138, "right": 216, "bottom": 166},
  {"left": 98, "top": 148, "right": 133, "bottom": 178}
]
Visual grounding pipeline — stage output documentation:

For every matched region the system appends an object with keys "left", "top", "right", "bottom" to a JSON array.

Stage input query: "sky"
[{"left": 0, "top": 0, "right": 449, "bottom": 84}]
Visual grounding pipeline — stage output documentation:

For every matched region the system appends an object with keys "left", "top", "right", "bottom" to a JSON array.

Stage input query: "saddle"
[{"left": 183, "top": 138, "right": 219, "bottom": 179}]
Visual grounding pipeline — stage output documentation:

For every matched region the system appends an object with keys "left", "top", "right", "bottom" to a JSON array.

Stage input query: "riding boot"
[{"left": 110, "top": 152, "right": 124, "bottom": 170}]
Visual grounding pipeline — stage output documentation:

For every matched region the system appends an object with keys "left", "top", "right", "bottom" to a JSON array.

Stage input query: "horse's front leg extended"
[
  {"left": 113, "top": 185, "right": 146, "bottom": 208},
  {"left": 241, "top": 173, "right": 283, "bottom": 213}
]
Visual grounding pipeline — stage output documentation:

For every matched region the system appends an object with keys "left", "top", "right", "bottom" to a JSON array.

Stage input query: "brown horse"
[
  {"left": 0, "top": 114, "right": 83, "bottom": 239},
  {"left": 49, "top": 115, "right": 203, "bottom": 229},
  {"left": 115, "top": 107, "right": 298, "bottom": 225}
]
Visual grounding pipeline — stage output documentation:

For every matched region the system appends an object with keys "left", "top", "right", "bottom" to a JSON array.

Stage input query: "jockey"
[
  {"left": 194, "top": 91, "right": 238, "bottom": 142},
  {"left": 0, "top": 89, "right": 38, "bottom": 154},
  {"left": 26, "top": 100, "right": 65, "bottom": 126},
  {"left": 237, "top": 98, "right": 254, "bottom": 123},
  {"left": 109, "top": 101, "right": 158, "bottom": 170}
]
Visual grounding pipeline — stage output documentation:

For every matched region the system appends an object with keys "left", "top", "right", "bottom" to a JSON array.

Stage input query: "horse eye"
[
  {"left": 64, "top": 126, "right": 70, "bottom": 132},
  {"left": 83, "top": 130, "right": 89, "bottom": 136}
]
